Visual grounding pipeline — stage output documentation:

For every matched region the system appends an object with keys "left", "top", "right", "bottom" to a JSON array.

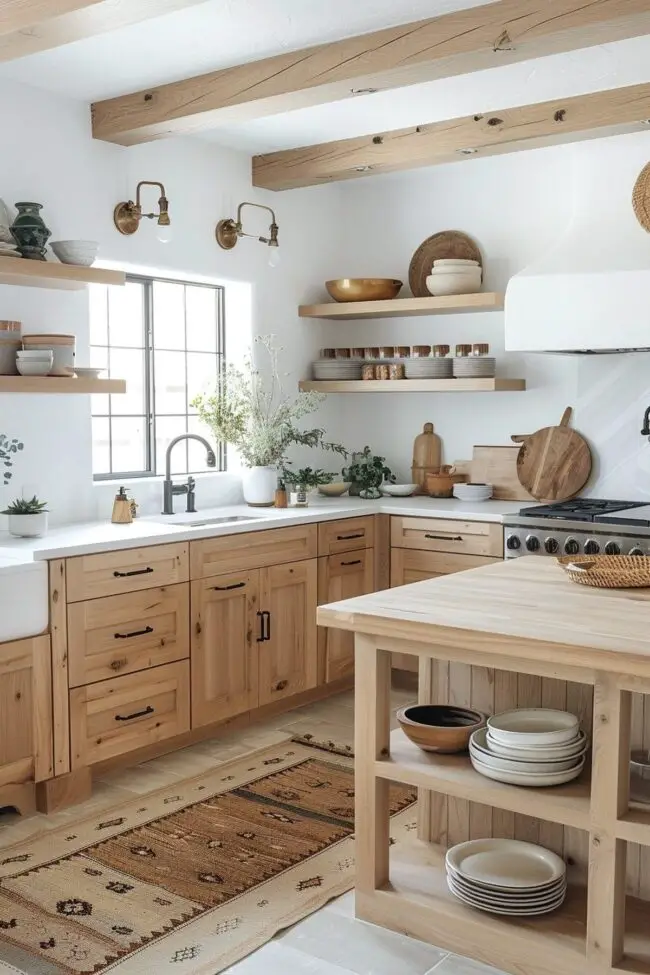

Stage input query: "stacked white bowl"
[
  {"left": 453, "top": 482, "right": 493, "bottom": 501},
  {"left": 446, "top": 838, "right": 567, "bottom": 916},
  {"left": 426, "top": 259, "right": 482, "bottom": 296},
  {"left": 16, "top": 349, "right": 54, "bottom": 376},
  {"left": 469, "top": 708, "right": 587, "bottom": 786}
]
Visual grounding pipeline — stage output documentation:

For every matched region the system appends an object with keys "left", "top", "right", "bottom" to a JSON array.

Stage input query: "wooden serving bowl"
[
  {"left": 397, "top": 704, "right": 486, "bottom": 753},
  {"left": 326, "top": 278, "right": 403, "bottom": 302}
]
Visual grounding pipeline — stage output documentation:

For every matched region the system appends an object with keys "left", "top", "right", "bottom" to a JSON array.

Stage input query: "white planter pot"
[
  {"left": 7, "top": 512, "right": 48, "bottom": 537},
  {"left": 242, "top": 466, "right": 276, "bottom": 507}
]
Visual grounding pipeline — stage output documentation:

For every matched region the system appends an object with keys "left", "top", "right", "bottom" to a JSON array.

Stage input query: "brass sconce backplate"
[
  {"left": 216, "top": 218, "right": 239, "bottom": 250},
  {"left": 114, "top": 202, "right": 140, "bottom": 236}
]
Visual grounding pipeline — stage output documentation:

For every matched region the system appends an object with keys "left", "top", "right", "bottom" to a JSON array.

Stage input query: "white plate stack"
[
  {"left": 469, "top": 708, "right": 587, "bottom": 787},
  {"left": 446, "top": 838, "right": 567, "bottom": 916},
  {"left": 312, "top": 359, "right": 362, "bottom": 380}
]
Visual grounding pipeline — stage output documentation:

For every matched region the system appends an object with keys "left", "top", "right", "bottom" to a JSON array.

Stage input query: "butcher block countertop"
[{"left": 317, "top": 555, "right": 650, "bottom": 679}]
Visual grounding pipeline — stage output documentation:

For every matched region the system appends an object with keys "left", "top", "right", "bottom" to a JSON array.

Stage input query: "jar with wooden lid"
[
  {"left": 411, "top": 421, "right": 441, "bottom": 495},
  {"left": 455, "top": 344, "right": 472, "bottom": 357},
  {"left": 471, "top": 343, "right": 490, "bottom": 356},
  {"left": 432, "top": 344, "right": 450, "bottom": 357}
]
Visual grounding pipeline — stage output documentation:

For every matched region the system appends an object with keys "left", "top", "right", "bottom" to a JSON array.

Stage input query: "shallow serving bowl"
[
  {"left": 326, "top": 278, "right": 403, "bottom": 302},
  {"left": 74, "top": 366, "right": 104, "bottom": 379},
  {"left": 397, "top": 704, "right": 486, "bottom": 753},
  {"left": 485, "top": 728, "right": 586, "bottom": 761},
  {"left": 381, "top": 483, "right": 417, "bottom": 497},
  {"left": 426, "top": 272, "right": 482, "bottom": 296},
  {"left": 453, "top": 482, "right": 493, "bottom": 501},
  {"left": 487, "top": 708, "right": 579, "bottom": 746},
  {"left": 317, "top": 482, "right": 351, "bottom": 497},
  {"left": 50, "top": 239, "right": 99, "bottom": 267},
  {"left": 470, "top": 728, "right": 586, "bottom": 774},
  {"left": 17, "top": 359, "right": 52, "bottom": 376}
]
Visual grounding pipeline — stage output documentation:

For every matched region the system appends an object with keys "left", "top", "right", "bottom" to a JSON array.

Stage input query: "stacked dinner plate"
[
  {"left": 446, "top": 838, "right": 567, "bottom": 916},
  {"left": 469, "top": 708, "right": 587, "bottom": 787},
  {"left": 312, "top": 358, "right": 362, "bottom": 380},
  {"left": 405, "top": 356, "right": 452, "bottom": 379}
]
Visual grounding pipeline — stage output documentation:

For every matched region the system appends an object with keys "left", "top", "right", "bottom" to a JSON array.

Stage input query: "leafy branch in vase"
[{"left": 0, "top": 434, "right": 24, "bottom": 485}]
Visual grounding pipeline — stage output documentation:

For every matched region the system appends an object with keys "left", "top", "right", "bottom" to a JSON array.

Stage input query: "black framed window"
[{"left": 91, "top": 275, "right": 225, "bottom": 479}]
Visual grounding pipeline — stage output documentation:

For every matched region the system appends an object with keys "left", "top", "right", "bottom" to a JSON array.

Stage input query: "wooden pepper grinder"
[
  {"left": 111, "top": 486, "right": 133, "bottom": 524},
  {"left": 412, "top": 422, "right": 442, "bottom": 495}
]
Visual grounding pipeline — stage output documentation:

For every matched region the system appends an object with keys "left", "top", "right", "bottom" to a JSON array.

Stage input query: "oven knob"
[
  {"left": 564, "top": 538, "right": 580, "bottom": 555},
  {"left": 506, "top": 535, "right": 521, "bottom": 551},
  {"left": 525, "top": 535, "right": 540, "bottom": 552},
  {"left": 544, "top": 537, "right": 560, "bottom": 554},
  {"left": 584, "top": 539, "right": 600, "bottom": 555},
  {"left": 629, "top": 547, "right": 644, "bottom": 556},
  {"left": 605, "top": 541, "right": 620, "bottom": 555}
]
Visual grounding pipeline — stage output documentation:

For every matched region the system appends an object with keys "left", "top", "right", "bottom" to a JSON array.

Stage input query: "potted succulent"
[
  {"left": 342, "top": 447, "right": 396, "bottom": 499},
  {"left": 2, "top": 495, "right": 48, "bottom": 537},
  {"left": 0, "top": 433, "right": 24, "bottom": 485},
  {"left": 193, "top": 336, "right": 346, "bottom": 506},
  {"left": 281, "top": 467, "right": 334, "bottom": 506}
]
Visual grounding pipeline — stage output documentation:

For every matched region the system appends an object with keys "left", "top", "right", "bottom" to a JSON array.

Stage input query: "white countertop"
[{"left": 0, "top": 497, "right": 523, "bottom": 562}]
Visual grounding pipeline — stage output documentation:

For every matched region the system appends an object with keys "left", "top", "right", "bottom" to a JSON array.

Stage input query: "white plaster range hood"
[{"left": 505, "top": 137, "right": 650, "bottom": 354}]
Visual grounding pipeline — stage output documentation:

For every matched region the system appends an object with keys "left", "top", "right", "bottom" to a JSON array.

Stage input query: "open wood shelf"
[
  {"left": 299, "top": 292, "right": 504, "bottom": 319},
  {"left": 0, "top": 377, "right": 126, "bottom": 394},
  {"left": 0, "top": 256, "right": 125, "bottom": 291},
  {"left": 299, "top": 378, "right": 526, "bottom": 393},
  {"left": 380, "top": 730, "right": 590, "bottom": 830}
]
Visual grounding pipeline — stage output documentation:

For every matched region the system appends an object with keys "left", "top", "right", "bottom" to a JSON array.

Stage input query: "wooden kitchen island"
[{"left": 317, "top": 556, "right": 650, "bottom": 975}]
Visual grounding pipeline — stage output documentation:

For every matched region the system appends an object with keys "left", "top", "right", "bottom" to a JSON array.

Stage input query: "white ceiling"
[{"left": 0, "top": 0, "right": 649, "bottom": 155}]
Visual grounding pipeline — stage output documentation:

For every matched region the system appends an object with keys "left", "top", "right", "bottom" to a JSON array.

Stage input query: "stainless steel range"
[{"left": 503, "top": 499, "right": 650, "bottom": 559}]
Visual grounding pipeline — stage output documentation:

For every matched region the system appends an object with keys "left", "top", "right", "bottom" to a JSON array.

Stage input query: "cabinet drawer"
[
  {"left": 70, "top": 661, "right": 190, "bottom": 768},
  {"left": 66, "top": 543, "right": 189, "bottom": 602},
  {"left": 67, "top": 584, "right": 190, "bottom": 688},
  {"left": 390, "top": 549, "right": 501, "bottom": 587},
  {"left": 318, "top": 516, "right": 375, "bottom": 556},
  {"left": 391, "top": 516, "right": 503, "bottom": 558},
  {"left": 191, "top": 524, "right": 317, "bottom": 578}
]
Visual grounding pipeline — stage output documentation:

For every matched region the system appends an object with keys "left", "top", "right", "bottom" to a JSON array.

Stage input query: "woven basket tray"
[{"left": 557, "top": 554, "right": 650, "bottom": 589}]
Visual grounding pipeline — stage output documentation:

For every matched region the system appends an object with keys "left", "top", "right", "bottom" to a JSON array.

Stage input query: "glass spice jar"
[
  {"left": 389, "top": 363, "right": 405, "bottom": 379},
  {"left": 362, "top": 364, "right": 376, "bottom": 380},
  {"left": 455, "top": 344, "right": 472, "bottom": 357},
  {"left": 376, "top": 363, "right": 390, "bottom": 380},
  {"left": 433, "top": 344, "right": 450, "bottom": 357}
]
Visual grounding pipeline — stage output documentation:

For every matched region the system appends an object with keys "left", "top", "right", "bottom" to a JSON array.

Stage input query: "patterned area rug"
[{"left": 0, "top": 738, "right": 416, "bottom": 974}]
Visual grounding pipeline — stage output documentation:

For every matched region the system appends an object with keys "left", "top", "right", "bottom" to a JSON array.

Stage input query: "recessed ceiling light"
[
  {"left": 350, "top": 87, "right": 379, "bottom": 95},
  {"left": 457, "top": 148, "right": 479, "bottom": 155},
  {"left": 354, "top": 165, "right": 374, "bottom": 172}
]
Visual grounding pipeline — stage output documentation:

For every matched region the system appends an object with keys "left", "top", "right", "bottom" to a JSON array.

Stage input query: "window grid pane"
[{"left": 91, "top": 276, "right": 225, "bottom": 480}]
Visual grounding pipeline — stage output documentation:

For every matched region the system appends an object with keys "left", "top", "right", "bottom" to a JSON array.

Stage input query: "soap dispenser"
[{"left": 111, "top": 486, "right": 133, "bottom": 524}]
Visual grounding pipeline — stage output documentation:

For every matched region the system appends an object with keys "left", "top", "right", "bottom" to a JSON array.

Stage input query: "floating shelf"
[
  {"left": 299, "top": 293, "right": 504, "bottom": 320},
  {"left": 0, "top": 256, "right": 125, "bottom": 291},
  {"left": 0, "top": 377, "right": 126, "bottom": 394},
  {"left": 299, "top": 378, "right": 526, "bottom": 393}
]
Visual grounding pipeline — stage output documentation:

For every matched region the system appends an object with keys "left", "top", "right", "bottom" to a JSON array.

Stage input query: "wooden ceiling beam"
[
  {"left": 0, "top": 0, "right": 212, "bottom": 63},
  {"left": 91, "top": 0, "right": 650, "bottom": 146},
  {"left": 252, "top": 83, "right": 650, "bottom": 191}
]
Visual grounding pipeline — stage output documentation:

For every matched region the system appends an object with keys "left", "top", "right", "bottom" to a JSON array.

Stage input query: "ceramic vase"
[
  {"left": 242, "top": 466, "right": 276, "bottom": 506},
  {"left": 10, "top": 202, "right": 51, "bottom": 261},
  {"left": 7, "top": 512, "right": 48, "bottom": 537}
]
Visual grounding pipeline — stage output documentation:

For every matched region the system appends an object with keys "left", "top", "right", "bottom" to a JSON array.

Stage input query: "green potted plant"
[
  {"left": 0, "top": 434, "right": 24, "bottom": 485},
  {"left": 193, "top": 336, "right": 345, "bottom": 506},
  {"left": 2, "top": 495, "right": 48, "bottom": 537},
  {"left": 342, "top": 447, "right": 395, "bottom": 499},
  {"left": 281, "top": 467, "right": 334, "bottom": 506}
]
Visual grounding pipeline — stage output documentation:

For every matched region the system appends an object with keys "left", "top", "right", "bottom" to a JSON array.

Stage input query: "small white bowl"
[
  {"left": 433, "top": 259, "right": 480, "bottom": 268},
  {"left": 381, "top": 483, "right": 418, "bottom": 497},
  {"left": 17, "top": 349, "right": 54, "bottom": 358},
  {"left": 17, "top": 358, "right": 52, "bottom": 376},
  {"left": 50, "top": 240, "right": 99, "bottom": 267},
  {"left": 453, "top": 482, "right": 494, "bottom": 501},
  {"left": 74, "top": 366, "right": 104, "bottom": 379},
  {"left": 426, "top": 273, "right": 482, "bottom": 296}
]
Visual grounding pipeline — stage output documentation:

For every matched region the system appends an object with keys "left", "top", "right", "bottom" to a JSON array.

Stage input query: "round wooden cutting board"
[
  {"left": 408, "top": 230, "right": 482, "bottom": 297},
  {"left": 511, "top": 407, "right": 592, "bottom": 501}
]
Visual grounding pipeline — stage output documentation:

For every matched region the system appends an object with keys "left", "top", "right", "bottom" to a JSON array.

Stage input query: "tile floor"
[{"left": 0, "top": 687, "right": 507, "bottom": 975}]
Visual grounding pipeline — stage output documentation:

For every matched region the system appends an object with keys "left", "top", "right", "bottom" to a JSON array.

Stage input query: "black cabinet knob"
[
  {"left": 544, "top": 537, "right": 560, "bottom": 554},
  {"left": 605, "top": 541, "right": 620, "bottom": 555},
  {"left": 506, "top": 535, "right": 521, "bottom": 550},
  {"left": 564, "top": 538, "right": 580, "bottom": 555},
  {"left": 584, "top": 539, "right": 600, "bottom": 555},
  {"left": 525, "top": 535, "right": 540, "bottom": 552}
]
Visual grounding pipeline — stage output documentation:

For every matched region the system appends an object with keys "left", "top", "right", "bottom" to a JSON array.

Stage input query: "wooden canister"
[{"left": 411, "top": 422, "right": 442, "bottom": 494}]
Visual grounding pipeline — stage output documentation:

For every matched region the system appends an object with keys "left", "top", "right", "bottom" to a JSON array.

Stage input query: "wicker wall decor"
[{"left": 632, "top": 162, "right": 650, "bottom": 233}]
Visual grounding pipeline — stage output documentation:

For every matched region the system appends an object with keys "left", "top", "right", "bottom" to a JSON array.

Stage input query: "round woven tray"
[
  {"left": 557, "top": 554, "right": 650, "bottom": 589},
  {"left": 632, "top": 162, "right": 650, "bottom": 233},
  {"left": 408, "top": 231, "right": 482, "bottom": 297}
]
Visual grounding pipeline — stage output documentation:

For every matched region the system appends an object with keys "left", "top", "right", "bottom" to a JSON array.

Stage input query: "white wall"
[
  {"left": 324, "top": 131, "right": 650, "bottom": 499},
  {"left": 0, "top": 78, "right": 341, "bottom": 524}
]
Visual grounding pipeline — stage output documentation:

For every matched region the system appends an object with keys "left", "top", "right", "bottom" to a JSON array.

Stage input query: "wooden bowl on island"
[
  {"left": 397, "top": 704, "right": 486, "bottom": 753},
  {"left": 326, "top": 278, "right": 403, "bottom": 302}
]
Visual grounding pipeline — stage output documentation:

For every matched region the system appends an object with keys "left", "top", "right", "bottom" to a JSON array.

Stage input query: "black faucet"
[
  {"left": 162, "top": 435, "right": 216, "bottom": 514},
  {"left": 642, "top": 407, "right": 650, "bottom": 438}
]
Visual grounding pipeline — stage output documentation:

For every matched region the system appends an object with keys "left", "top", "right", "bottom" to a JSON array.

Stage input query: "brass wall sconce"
[
  {"left": 114, "top": 180, "right": 172, "bottom": 242},
  {"left": 216, "top": 202, "right": 279, "bottom": 265}
]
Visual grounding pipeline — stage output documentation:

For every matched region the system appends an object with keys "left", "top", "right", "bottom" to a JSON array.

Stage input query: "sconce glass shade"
[
  {"left": 156, "top": 221, "right": 173, "bottom": 243},
  {"left": 268, "top": 246, "right": 281, "bottom": 268}
]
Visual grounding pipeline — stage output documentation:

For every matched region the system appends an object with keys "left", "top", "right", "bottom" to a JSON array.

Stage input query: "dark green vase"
[{"left": 10, "top": 202, "right": 51, "bottom": 261}]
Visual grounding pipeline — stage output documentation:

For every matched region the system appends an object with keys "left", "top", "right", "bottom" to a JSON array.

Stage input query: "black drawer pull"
[
  {"left": 113, "top": 567, "right": 154, "bottom": 578},
  {"left": 256, "top": 610, "right": 265, "bottom": 642},
  {"left": 114, "top": 625, "right": 153, "bottom": 640},
  {"left": 262, "top": 610, "right": 271, "bottom": 642},
  {"left": 212, "top": 581, "right": 246, "bottom": 591},
  {"left": 341, "top": 559, "right": 362, "bottom": 566},
  {"left": 424, "top": 533, "right": 463, "bottom": 542},
  {"left": 336, "top": 532, "right": 364, "bottom": 540},
  {"left": 115, "top": 705, "right": 154, "bottom": 722}
]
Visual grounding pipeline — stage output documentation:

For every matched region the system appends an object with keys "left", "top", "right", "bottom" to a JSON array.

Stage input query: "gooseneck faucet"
[
  {"left": 642, "top": 407, "right": 650, "bottom": 440},
  {"left": 162, "top": 434, "right": 216, "bottom": 515}
]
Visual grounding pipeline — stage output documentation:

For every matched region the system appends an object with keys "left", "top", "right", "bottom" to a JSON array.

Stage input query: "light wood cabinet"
[
  {"left": 67, "top": 584, "right": 189, "bottom": 687},
  {"left": 258, "top": 559, "right": 318, "bottom": 706},
  {"left": 191, "top": 524, "right": 317, "bottom": 578},
  {"left": 318, "top": 516, "right": 375, "bottom": 556},
  {"left": 0, "top": 636, "right": 53, "bottom": 813},
  {"left": 391, "top": 517, "right": 503, "bottom": 558},
  {"left": 191, "top": 571, "right": 260, "bottom": 728},
  {"left": 66, "top": 542, "right": 189, "bottom": 602},
  {"left": 70, "top": 660, "right": 190, "bottom": 768},
  {"left": 390, "top": 549, "right": 500, "bottom": 587},
  {"left": 318, "top": 550, "right": 375, "bottom": 682}
]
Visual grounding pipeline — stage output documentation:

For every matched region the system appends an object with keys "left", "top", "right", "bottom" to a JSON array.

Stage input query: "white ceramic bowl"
[
  {"left": 50, "top": 240, "right": 99, "bottom": 267},
  {"left": 317, "top": 482, "right": 351, "bottom": 497},
  {"left": 453, "top": 482, "right": 493, "bottom": 501},
  {"left": 74, "top": 366, "right": 104, "bottom": 379},
  {"left": 487, "top": 708, "right": 579, "bottom": 746},
  {"left": 17, "top": 350, "right": 54, "bottom": 359},
  {"left": 426, "top": 272, "right": 482, "bottom": 296},
  {"left": 485, "top": 729, "right": 587, "bottom": 761},
  {"left": 17, "top": 358, "right": 52, "bottom": 376},
  {"left": 433, "top": 259, "right": 480, "bottom": 268},
  {"left": 381, "top": 483, "right": 418, "bottom": 497}
]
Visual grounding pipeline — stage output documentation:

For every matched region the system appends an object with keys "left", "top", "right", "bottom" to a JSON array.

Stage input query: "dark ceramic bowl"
[{"left": 397, "top": 704, "right": 486, "bottom": 753}]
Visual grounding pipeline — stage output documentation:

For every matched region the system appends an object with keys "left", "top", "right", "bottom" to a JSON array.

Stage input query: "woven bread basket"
[
  {"left": 632, "top": 162, "right": 650, "bottom": 233},
  {"left": 557, "top": 554, "right": 650, "bottom": 589}
]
